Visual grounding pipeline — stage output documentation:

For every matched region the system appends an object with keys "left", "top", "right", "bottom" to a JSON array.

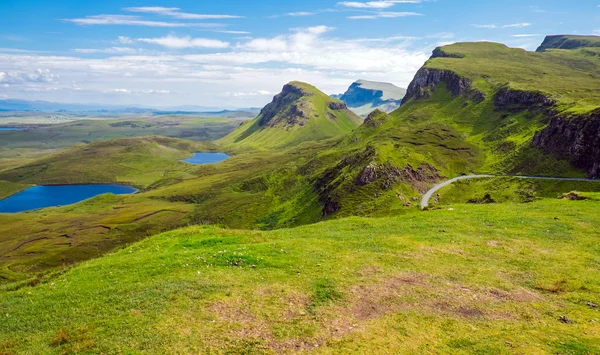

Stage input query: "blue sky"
[{"left": 0, "top": 0, "right": 598, "bottom": 108}]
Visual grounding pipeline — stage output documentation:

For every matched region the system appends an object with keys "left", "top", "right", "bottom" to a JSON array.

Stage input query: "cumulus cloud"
[
  {"left": 74, "top": 47, "right": 138, "bottom": 54},
  {"left": 0, "top": 25, "right": 429, "bottom": 107},
  {"left": 0, "top": 69, "right": 59, "bottom": 84},
  {"left": 138, "top": 35, "right": 230, "bottom": 49},
  {"left": 123, "top": 6, "right": 243, "bottom": 19}
]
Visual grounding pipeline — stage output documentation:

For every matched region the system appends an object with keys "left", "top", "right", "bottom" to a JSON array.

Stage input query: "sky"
[{"left": 0, "top": 0, "right": 598, "bottom": 109}]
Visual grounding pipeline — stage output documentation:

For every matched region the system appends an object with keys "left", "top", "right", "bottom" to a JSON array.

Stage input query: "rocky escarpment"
[
  {"left": 494, "top": 87, "right": 556, "bottom": 108},
  {"left": 532, "top": 109, "right": 600, "bottom": 178},
  {"left": 258, "top": 84, "right": 313, "bottom": 127},
  {"left": 402, "top": 67, "right": 486, "bottom": 104},
  {"left": 356, "top": 162, "right": 441, "bottom": 191}
]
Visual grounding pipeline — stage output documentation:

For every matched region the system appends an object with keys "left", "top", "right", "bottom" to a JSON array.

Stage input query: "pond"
[
  {"left": 181, "top": 152, "right": 230, "bottom": 165},
  {"left": 0, "top": 127, "right": 24, "bottom": 131},
  {"left": 0, "top": 184, "right": 138, "bottom": 213}
]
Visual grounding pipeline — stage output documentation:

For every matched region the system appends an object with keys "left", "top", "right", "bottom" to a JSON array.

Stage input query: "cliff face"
[
  {"left": 532, "top": 110, "right": 600, "bottom": 178},
  {"left": 258, "top": 84, "right": 313, "bottom": 127},
  {"left": 402, "top": 67, "right": 486, "bottom": 104}
]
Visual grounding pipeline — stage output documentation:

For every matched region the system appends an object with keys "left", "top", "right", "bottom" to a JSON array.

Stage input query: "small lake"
[
  {"left": 0, "top": 127, "right": 24, "bottom": 131},
  {"left": 0, "top": 184, "right": 138, "bottom": 213},
  {"left": 181, "top": 152, "right": 230, "bottom": 165}
]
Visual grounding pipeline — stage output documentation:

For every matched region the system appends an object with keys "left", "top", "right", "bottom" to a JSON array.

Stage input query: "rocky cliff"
[
  {"left": 402, "top": 67, "right": 486, "bottom": 104},
  {"left": 532, "top": 110, "right": 600, "bottom": 178}
]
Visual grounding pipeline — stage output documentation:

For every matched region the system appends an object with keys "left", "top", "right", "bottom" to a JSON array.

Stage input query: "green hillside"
[
  {"left": 220, "top": 82, "right": 362, "bottom": 150},
  {"left": 0, "top": 136, "right": 218, "bottom": 188},
  {"left": 536, "top": 34, "right": 600, "bottom": 52},
  {"left": 1, "top": 200, "right": 599, "bottom": 354}
]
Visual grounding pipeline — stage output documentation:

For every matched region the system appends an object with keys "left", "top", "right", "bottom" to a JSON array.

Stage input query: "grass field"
[{"left": 1, "top": 199, "right": 599, "bottom": 354}]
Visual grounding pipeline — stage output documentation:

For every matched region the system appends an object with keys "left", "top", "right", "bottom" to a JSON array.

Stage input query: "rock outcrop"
[
  {"left": 532, "top": 109, "right": 600, "bottom": 178},
  {"left": 494, "top": 87, "right": 556, "bottom": 108},
  {"left": 258, "top": 84, "right": 312, "bottom": 127},
  {"left": 402, "top": 67, "right": 486, "bottom": 104}
]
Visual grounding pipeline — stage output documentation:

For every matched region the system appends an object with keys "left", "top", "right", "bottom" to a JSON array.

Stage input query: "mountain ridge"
[{"left": 335, "top": 79, "right": 407, "bottom": 117}]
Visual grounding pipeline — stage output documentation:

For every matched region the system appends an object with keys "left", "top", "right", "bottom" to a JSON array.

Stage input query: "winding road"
[{"left": 421, "top": 175, "right": 599, "bottom": 209}]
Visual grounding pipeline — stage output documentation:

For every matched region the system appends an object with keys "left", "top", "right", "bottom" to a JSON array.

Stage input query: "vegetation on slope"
[
  {"left": 220, "top": 82, "right": 362, "bottom": 150},
  {"left": 0, "top": 115, "right": 240, "bottom": 174},
  {"left": 0, "top": 136, "right": 218, "bottom": 188},
  {"left": 1, "top": 199, "right": 599, "bottom": 354},
  {"left": 536, "top": 34, "right": 600, "bottom": 52}
]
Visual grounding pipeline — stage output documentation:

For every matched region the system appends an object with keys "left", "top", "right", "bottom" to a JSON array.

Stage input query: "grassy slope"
[
  {"left": 0, "top": 181, "right": 30, "bottom": 200},
  {"left": 537, "top": 35, "right": 600, "bottom": 52},
  {"left": 1, "top": 199, "right": 599, "bottom": 354},
  {"left": 220, "top": 82, "right": 362, "bottom": 151},
  {"left": 0, "top": 115, "right": 241, "bottom": 173},
  {"left": 0, "top": 136, "right": 217, "bottom": 189},
  {"left": 429, "top": 42, "right": 600, "bottom": 112}
]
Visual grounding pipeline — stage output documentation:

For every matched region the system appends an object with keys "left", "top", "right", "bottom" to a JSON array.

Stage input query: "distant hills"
[
  {"left": 536, "top": 34, "right": 600, "bottom": 52},
  {"left": 220, "top": 81, "right": 362, "bottom": 149},
  {"left": 0, "top": 99, "right": 260, "bottom": 117},
  {"left": 333, "top": 80, "right": 407, "bottom": 117}
]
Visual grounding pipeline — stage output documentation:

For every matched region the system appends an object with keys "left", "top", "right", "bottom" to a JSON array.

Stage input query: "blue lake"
[
  {"left": 0, "top": 184, "right": 138, "bottom": 213},
  {"left": 181, "top": 152, "right": 230, "bottom": 165},
  {"left": 0, "top": 127, "right": 24, "bottom": 131}
]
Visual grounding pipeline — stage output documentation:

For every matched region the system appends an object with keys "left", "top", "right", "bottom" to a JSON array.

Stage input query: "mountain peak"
[
  {"left": 336, "top": 80, "right": 406, "bottom": 117},
  {"left": 220, "top": 82, "right": 361, "bottom": 150}
]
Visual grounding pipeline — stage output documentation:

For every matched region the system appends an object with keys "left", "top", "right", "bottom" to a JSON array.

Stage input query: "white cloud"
[
  {"left": 594, "top": 29, "right": 600, "bottom": 35},
  {"left": 74, "top": 47, "right": 138, "bottom": 54},
  {"left": 0, "top": 25, "right": 429, "bottom": 107},
  {"left": 103, "top": 88, "right": 171, "bottom": 94},
  {"left": 213, "top": 30, "right": 251, "bottom": 34},
  {"left": 64, "top": 14, "right": 224, "bottom": 28},
  {"left": 138, "top": 35, "right": 230, "bottom": 49},
  {"left": 123, "top": 6, "right": 242, "bottom": 19},
  {"left": 348, "top": 11, "right": 423, "bottom": 19},
  {"left": 0, "top": 69, "right": 59, "bottom": 84},
  {"left": 339, "top": 1, "right": 422, "bottom": 9},
  {"left": 472, "top": 23, "right": 531, "bottom": 29},
  {"left": 116, "top": 36, "right": 133, "bottom": 45},
  {"left": 225, "top": 90, "right": 274, "bottom": 97},
  {"left": 287, "top": 12, "right": 316, "bottom": 16}
]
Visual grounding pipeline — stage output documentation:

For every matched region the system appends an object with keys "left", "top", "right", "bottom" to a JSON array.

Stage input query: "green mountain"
[
  {"left": 335, "top": 79, "right": 407, "bottom": 117},
  {"left": 219, "top": 81, "right": 362, "bottom": 150},
  {"left": 536, "top": 34, "right": 600, "bottom": 52}
]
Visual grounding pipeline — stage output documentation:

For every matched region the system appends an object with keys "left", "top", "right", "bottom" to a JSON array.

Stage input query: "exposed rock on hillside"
[
  {"left": 219, "top": 81, "right": 362, "bottom": 149},
  {"left": 494, "top": 87, "right": 556, "bottom": 108},
  {"left": 402, "top": 67, "right": 486, "bottom": 104},
  {"left": 532, "top": 110, "right": 600, "bottom": 178}
]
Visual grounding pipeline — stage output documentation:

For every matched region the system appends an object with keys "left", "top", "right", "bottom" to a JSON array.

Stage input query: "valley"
[{"left": 0, "top": 34, "right": 599, "bottom": 354}]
